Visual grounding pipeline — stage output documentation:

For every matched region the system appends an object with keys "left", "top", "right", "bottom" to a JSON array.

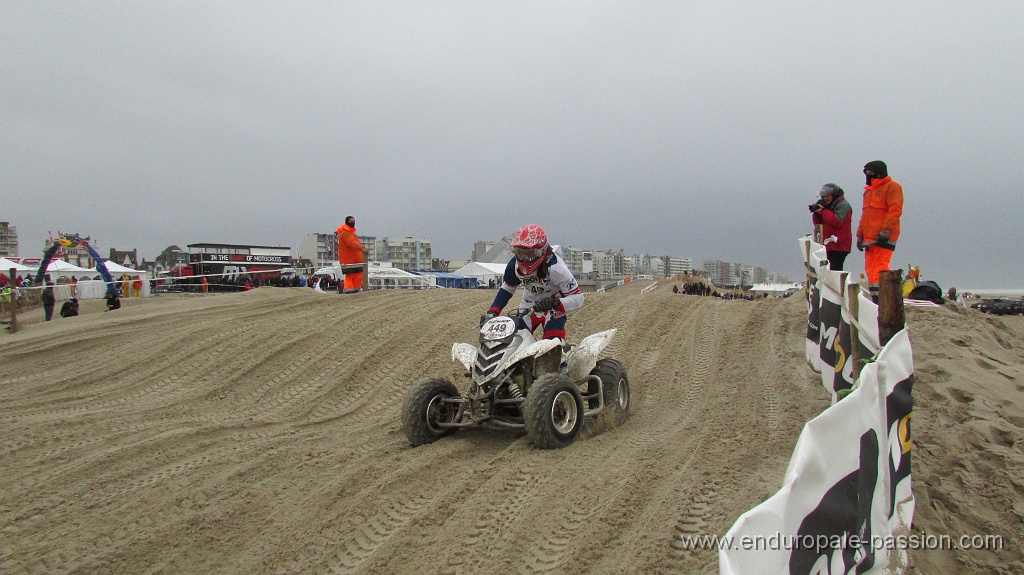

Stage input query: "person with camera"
[{"left": 810, "top": 183, "right": 853, "bottom": 271}]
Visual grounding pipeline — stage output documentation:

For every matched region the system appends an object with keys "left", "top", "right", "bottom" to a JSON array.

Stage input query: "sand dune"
[{"left": 2, "top": 285, "right": 1021, "bottom": 574}]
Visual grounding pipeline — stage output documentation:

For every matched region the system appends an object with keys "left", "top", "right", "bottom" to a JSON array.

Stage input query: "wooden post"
[
  {"left": 361, "top": 253, "right": 369, "bottom": 291},
  {"left": 814, "top": 223, "right": 823, "bottom": 244},
  {"left": 847, "top": 282, "right": 861, "bottom": 380},
  {"left": 804, "top": 240, "right": 813, "bottom": 295},
  {"left": 877, "top": 269, "right": 905, "bottom": 347},
  {"left": 8, "top": 267, "right": 21, "bottom": 333}
]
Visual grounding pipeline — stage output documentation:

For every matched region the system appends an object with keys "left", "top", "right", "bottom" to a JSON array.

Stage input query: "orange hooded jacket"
[
  {"left": 857, "top": 176, "right": 903, "bottom": 244},
  {"left": 336, "top": 223, "right": 365, "bottom": 265}
]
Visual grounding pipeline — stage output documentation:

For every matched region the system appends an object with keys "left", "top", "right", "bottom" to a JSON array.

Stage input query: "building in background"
[
  {"left": 662, "top": 256, "right": 693, "bottom": 276},
  {"left": 701, "top": 260, "right": 780, "bottom": 287},
  {"left": 109, "top": 248, "right": 140, "bottom": 269},
  {"left": 374, "top": 236, "right": 430, "bottom": 271},
  {"left": 702, "top": 259, "right": 735, "bottom": 286},
  {"left": 743, "top": 266, "right": 768, "bottom": 285},
  {"left": 145, "top": 245, "right": 189, "bottom": 275},
  {"left": 470, "top": 241, "right": 495, "bottom": 262},
  {"left": 592, "top": 250, "right": 626, "bottom": 279},
  {"left": 0, "top": 222, "right": 17, "bottom": 257},
  {"left": 55, "top": 233, "right": 95, "bottom": 268},
  {"left": 298, "top": 233, "right": 339, "bottom": 271}
]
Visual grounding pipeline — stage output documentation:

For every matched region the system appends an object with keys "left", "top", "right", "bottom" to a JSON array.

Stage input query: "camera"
[{"left": 808, "top": 198, "right": 826, "bottom": 212}]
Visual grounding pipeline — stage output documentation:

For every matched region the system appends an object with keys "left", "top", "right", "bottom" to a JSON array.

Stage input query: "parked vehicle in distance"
[
  {"left": 970, "top": 299, "right": 996, "bottom": 313},
  {"left": 971, "top": 298, "right": 1023, "bottom": 315}
]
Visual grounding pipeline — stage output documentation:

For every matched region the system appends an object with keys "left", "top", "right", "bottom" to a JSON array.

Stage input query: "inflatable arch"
[{"left": 32, "top": 236, "right": 119, "bottom": 296}]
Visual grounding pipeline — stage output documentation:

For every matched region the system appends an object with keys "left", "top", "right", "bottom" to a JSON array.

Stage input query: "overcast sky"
[{"left": 3, "top": 2, "right": 1022, "bottom": 287}]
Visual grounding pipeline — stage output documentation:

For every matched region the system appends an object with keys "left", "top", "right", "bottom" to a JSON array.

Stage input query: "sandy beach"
[{"left": 1, "top": 285, "right": 1021, "bottom": 574}]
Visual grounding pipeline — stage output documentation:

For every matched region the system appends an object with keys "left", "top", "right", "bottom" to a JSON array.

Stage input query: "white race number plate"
[{"left": 481, "top": 316, "right": 516, "bottom": 340}]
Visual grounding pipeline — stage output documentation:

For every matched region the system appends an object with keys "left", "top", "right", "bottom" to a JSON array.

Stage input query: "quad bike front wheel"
[
  {"left": 591, "top": 358, "right": 631, "bottom": 427},
  {"left": 402, "top": 377, "right": 459, "bottom": 447},
  {"left": 524, "top": 373, "right": 584, "bottom": 449}
]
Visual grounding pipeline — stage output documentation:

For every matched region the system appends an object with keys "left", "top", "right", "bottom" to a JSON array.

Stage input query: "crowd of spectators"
[{"left": 670, "top": 280, "right": 768, "bottom": 301}]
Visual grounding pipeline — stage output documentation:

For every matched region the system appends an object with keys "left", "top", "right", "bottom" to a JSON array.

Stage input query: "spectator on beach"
[
  {"left": 336, "top": 215, "right": 367, "bottom": 294},
  {"left": 857, "top": 160, "right": 904, "bottom": 301},
  {"left": 105, "top": 290, "right": 121, "bottom": 311},
  {"left": 121, "top": 273, "right": 131, "bottom": 297},
  {"left": 810, "top": 183, "right": 853, "bottom": 271},
  {"left": 60, "top": 297, "right": 80, "bottom": 318},
  {"left": 132, "top": 275, "right": 143, "bottom": 297},
  {"left": 42, "top": 275, "right": 56, "bottom": 321}
]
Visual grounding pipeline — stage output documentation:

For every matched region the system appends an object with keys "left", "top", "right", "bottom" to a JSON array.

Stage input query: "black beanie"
[{"left": 864, "top": 160, "right": 888, "bottom": 178}]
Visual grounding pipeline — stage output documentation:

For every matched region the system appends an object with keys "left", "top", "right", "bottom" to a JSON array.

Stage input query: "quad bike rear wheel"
[
  {"left": 590, "top": 358, "right": 630, "bottom": 427},
  {"left": 402, "top": 377, "right": 459, "bottom": 447},
  {"left": 524, "top": 373, "right": 584, "bottom": 449}
]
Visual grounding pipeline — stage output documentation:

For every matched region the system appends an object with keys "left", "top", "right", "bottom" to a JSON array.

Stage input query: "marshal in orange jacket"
[
  {"left": 336, "top": 223, "right": 365, "bottom": 265},
  {"left": 857, "top": 176, "right": 903, "bottom": 246}
]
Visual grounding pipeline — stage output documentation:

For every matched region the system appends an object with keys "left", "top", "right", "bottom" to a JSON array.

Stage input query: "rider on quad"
[{"left": 483, "top": 224, "right": 585, "bottom": 341}]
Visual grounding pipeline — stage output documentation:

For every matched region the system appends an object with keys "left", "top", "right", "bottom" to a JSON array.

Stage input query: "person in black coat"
[
  {"left": 60, "top": 297, "right": 80, "bottom": 318},
  {"left": 105, "top": 291, "right": 121, "bottom": 311},
  {"left": 42, "top": 275, "right": 56, "bottom": 321}
]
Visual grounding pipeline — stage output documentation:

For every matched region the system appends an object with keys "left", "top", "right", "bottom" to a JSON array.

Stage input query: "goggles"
[{"left": 512, "top": 246, "right": 544, "bottom": 262}]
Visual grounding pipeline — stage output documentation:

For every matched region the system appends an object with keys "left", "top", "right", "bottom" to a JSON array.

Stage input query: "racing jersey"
[{"left": 489, "top": 249, "right": 584, "bottom": 317}]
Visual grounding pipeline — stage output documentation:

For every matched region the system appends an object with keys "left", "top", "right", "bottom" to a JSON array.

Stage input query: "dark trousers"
[
  {"left": 826, "top": 250, "right": 849, "bottom": 271},
  {"left": 44, "top": 304, "right": 54, "bottom": 321}
]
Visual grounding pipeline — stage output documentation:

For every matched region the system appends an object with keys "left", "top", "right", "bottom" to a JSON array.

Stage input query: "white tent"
[
  {"left": 750, "top": 282, "right": 803, "bottom": 296},
  {"left": 0, "top": 257, "right": 30, "bottom": 273},
  {"left": 94, "top": 260, "right": 142, "bottom": 274},
  {"left": 451, "top": 262, "right": 507, "bottom": 287},
  {"left": 81, "top": 261, "right": 151, "bottom": 298},
  {"left": 367, "top": 263, "right": 435, "bottom": 290},
  {"left": 45, "top": 260, "right": 92, "bottom": 277}
]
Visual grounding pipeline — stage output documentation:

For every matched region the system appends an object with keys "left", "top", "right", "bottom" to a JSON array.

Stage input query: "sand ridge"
[{"left": 1, "top": 286, "right": 1022, "bottom": 574}]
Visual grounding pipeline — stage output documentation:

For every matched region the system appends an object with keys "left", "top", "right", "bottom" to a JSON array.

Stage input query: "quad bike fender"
[
  {"left": 565, "top": 328, "right": 617, "bottom": 381},
  {"left": 499, "top": 338, "right": 562, "bottom": 373},
  {"left": 452, "top": 342, "right": 477, "bottom": 371}
]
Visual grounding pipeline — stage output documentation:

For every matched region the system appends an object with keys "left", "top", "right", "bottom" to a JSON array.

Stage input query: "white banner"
[
  {"left": 800, "top": 237, "right": 828, "bottom": 371},
  {"left": 720, "top": 329, "right": 915, "bottom": 575},
  {"left": 720, "top": 366, "right": 887, "bottom": 574},
  {"left": 879, "top": 330, "right": 915, "bottom": 573},
  {"left": 817, "top": 265, "right": 851, "bottom": 400}
]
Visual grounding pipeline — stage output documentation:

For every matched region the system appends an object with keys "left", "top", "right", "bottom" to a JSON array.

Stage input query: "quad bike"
[{"left": 402, "top": 308, "right": 630, "bottom": 449}]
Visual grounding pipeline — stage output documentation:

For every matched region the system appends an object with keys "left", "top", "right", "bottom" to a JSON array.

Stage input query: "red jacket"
[
  {"left": 812, "top": 195, "right": 853, "bottom": 253},
  {"left": 857, "top": 177, "right": 903, "bottom": 244}
]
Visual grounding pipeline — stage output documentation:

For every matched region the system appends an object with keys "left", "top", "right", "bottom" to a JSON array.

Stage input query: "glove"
[
  {"left": 856, "top": 237, "right": 865, "bottom": 251},
  {"left": 874, "top": 230, "right": 890, "bottom": 245},
  {"left": 480, "top": 311, "right": 497, "bottom": 326},
  {"left": 534, "top": 297, "right": 560, "bottom": 313}
]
